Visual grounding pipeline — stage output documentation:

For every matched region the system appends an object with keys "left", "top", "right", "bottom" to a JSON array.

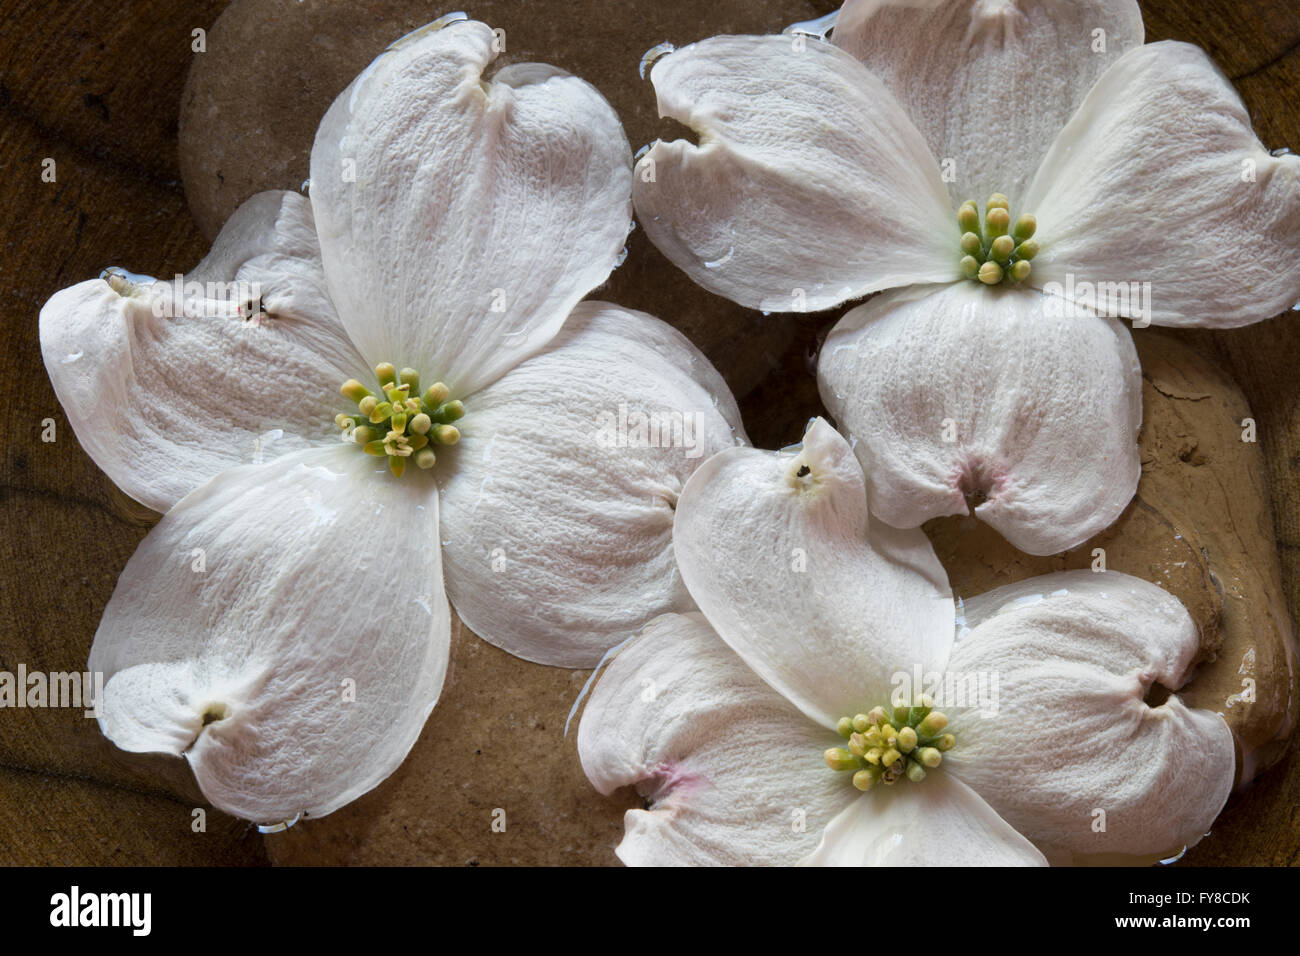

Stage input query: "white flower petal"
[
  {"left": 673, "top": 418, "right": 955, "bottom": 729},
  {"left": 577, "top": 612, "right": 854, "bottom": 866},
  {"left": 818, "top": 282, "right": 1141, "bottom": 555},
  {"left": 89, "top": 445, "right": 450, "bottom": 823},
  {"left": 1023, "top": 41, "right": 1300, "bottom": 327},
  {"left": 801, "top": 771, "right": 1047, "bottom": 866},
  {"left": 437, "top": 302, "right": 745, "bottom": 667},
  {"left": 943, "top": 570, "right": 1236, "bottom": 865},
  {"left": 309, "top": 19, "right": 632, "bottom": 395},
  {"left": 39, "top": 191, "right": 366, "bottom": 512},
  {"left": 834, "top": 0, "right": 1144, "bottom": 208},
  {"left": 634, "top": 34, "right": 957, "bottom": 312}
]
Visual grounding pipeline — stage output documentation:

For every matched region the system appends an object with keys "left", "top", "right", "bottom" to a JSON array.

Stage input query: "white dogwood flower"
[
  {"left": 633, "top": 0, "right": 1300, "bottom": 555},
  {"left": 578, "top": 420, "right": 1234, "bottom": 865},
  {"left": 39, "top": 19, "right": 745, "bottom": 824}
]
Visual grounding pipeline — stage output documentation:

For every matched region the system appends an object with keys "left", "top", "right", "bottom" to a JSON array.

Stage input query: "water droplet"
[
  {"left": 62, "top": 351, "right": 83, "bottom": 364},
  {"left": 257, "top": 812, "right": 302, "bottom": 834},
  {"left": 634, "top": 140, "right": 665, "bottom": 167},
  {"left": 300, "top": 179, "right": 311, "bottom": 195},
  {"left": 1158, "top": 845, "right": 1188, "bottom": 865},
  {"left": 702, "top": 246, "right": 734, "bottom": 269},
  {"left": 639, "top": 42, "right": 675, "bottom": 80},
  {"left": 99, "top": 266, "right": 158, "bottom": 297},
  {"left": 783, "top": 10, "right": 839, "bottom": 41},
  {"left": 615, "top": 247, "right": 629, "bottom": 267},
  {"left": 388, "top": 11, "right": 468, "bottom": 52},
  {"left": 1005, "top": 593, "right": 1046, "bottom": 611},
  {"left": 1270, "top": 146, "right": 1292, "bottom": 157},
  {"left": 626, "top": 219, "right": 637, "bottom": 235},
  {"left": 100, "top": 266, "right": 158, "bottom": 285}
]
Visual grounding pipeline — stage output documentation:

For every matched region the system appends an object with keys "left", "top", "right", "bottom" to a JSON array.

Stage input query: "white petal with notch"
[
  {"left": 309, "top": 19, "right": 632, "bottom": 396},
  {"left": 1023, "top": 41, "right": 1300, "bottom": 327},
  {"left": 818, "top": 282, "right": 1142, "bottom": 555},
  {"left": 577, "top": 612, "right": 855, "bottom": 866},
  {"left": 943, "top": 570, "right": 1236, "bottom": 865},
  {"left": 673, "top": 418, "right": 956, "bottom": 729},
  {"left": 833, "top": 0, "right": 1144, "bottom": 208},
  {"left": 89, "top": 445, "right": 450, "bottom": 823},
  {"left": 634, "top": 33, "right": 957, "bottom": 312},
  {"left": 437, "top": 302, "right": 746, "bottom": 667},
  {"left": 39, "top": 191, "right": 366, "bottom": 513}
]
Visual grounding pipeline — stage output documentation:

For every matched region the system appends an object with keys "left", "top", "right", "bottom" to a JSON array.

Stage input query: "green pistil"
[
  {"left": 336, "top": 364, "right": 463, "bottom": 476},
  {"left": 956, "top": 194, "right": 1038, "bottom": 286},
  {"left": 824, "top": 695, "right": 954, "bottom": 792}
]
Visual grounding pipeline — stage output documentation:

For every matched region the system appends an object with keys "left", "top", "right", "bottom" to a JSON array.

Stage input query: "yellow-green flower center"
[
  {"left": 957, "top": 193, "right": 1039, "bottom": 286},
  {"left": 823, "top": 697, "right": 956, "bottom": 792},
  {"left": 335, "top": 363, "right": 464, "bottom": 477}
]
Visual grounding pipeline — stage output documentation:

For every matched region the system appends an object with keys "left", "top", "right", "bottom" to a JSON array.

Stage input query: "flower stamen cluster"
[
  {"left": 336, "top": 363, "right": 464, "bottom": 477},
  {"left": 957, "top": 194, "right": 1039, "bottom": 286},
  {"left": 824, "top": 696, "right": 956, "bottom": 791}
]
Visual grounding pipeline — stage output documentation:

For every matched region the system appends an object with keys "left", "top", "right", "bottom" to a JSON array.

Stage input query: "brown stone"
[
  {"left": 3, "top": 0, "right": 1298, "bottom": 866},
  {"left": 927, "top": 331, "right": 1296, "bottom": 788},
  {"left": 0, "top": 765, "right": 265, "bottom": 866}
]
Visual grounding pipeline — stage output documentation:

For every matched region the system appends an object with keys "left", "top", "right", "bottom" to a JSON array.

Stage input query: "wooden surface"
[{"left": 1, "top": 0, "right": 1298, "bottom": 866}]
